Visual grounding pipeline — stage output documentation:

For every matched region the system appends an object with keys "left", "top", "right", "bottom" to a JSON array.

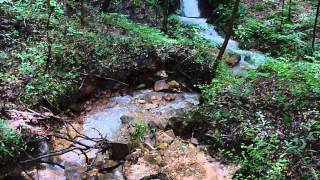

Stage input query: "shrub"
[
  {"left": 0, "top": 119, "right": 23, "bottom": 157},
  {"left": 195, "top": 60, "right": 320, "bottom": 178}
]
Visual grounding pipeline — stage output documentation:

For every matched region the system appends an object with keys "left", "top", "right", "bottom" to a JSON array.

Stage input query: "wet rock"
[
  {"left": 164, "top": 129, "right": 175, "bottom": 138},
  {"left": 64, "top": 161, "right": 86, "bottom": 180},
  {"left": 106, "top": 100, "right": 117, "bottom": 108},
  {"left": 148, "top": 119, "right": 167, "bottom": 130},
  {"left": 39, "top": 142, "right": 50, "bottom": 154},
  {"left": 144, "top": 94, "right": 158, "bottom": 103},
  {"left": 168, "top": 80, "right": 180, "bottom": 91},
  {"left": 245, "top": 55, "right": 254, "bottom": 64},
  {"left": 145, "top": 103, "right": 158, "bottom": 110},
  {"left": 158, "top": 143, "right": 169, "bottom": 149},
  {"left": 110, "top": 142, "right": 132, "bottom": 160},
  {"left": 154, "top": 70, "right": 168, "bottom": 78},
  {"left": 148, "top": 121, "right": 159, "bottom": 130},
  {"left": 224, "top": 53, "right": 241, "bottom": 67},
  {"left": 154, "top": 80, "right": 169, "bottom": 92},
  {"left": 162, "top": 94, "right": 176, "bottom": 102},
  {"left": 102, "top": 160, "right": 120, "bottom": 170},
  {"left": 156, "top": 130, "right": 175, "bottom": 145},
  {"left": 126, "top": 148, "right": 142, "bottom": 164},
  {"left": 144, "top": 142, "right": 156, "bottom": 151},
  {"left": 120, "top": 115, "right": 134, "bottom": 124},
  {"left": 191, "top": 138, "right": 199, "bottom": 145},
  {"left": 137, "top": 99, "right": 146, "bottom": 104}
]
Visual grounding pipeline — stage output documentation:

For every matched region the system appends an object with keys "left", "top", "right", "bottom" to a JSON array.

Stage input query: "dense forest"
[{"left": 0, "top": 0, "right": 319, "bottom": 179}]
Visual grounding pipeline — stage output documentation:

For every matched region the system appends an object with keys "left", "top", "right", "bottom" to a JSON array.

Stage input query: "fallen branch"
[{"left": 20, "top": 146, "right": 81, "bottom": 164}]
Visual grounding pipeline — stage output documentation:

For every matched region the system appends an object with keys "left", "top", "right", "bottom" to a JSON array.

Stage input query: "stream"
[
  {"left": 30, "top": 89, "right": 237, "bottom": 180},
  {"left": 179, "top": 0, "right": 267, "bottom": 74},
  {"left": 25, "top": 1, "right": 269, "bottom": 179},
  {"left": 31, "top": 90, "right": 200, "bottom": 180}
]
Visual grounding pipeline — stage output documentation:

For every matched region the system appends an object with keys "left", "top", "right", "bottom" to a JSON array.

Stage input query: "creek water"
[
  {"left": 25, "top": 1, "right": 251, "bottom": 179},
  {"left": 31, "top": 90, "right": 201, "bottom": 179},
  {"left": 179, "top": 0, "right": 267, "bottom": 74}
]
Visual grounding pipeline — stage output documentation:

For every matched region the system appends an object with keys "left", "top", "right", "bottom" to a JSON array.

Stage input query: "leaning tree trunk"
[
  {"left": 212, "top": 0, "right": 241, "bottom": 77},
  {"left": 312, "top": 0, "right": 320, "bottom": 51}
]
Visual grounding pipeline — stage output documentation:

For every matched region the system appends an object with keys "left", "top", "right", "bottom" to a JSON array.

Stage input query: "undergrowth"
[{"left": 195, "top": 60, "right": 320, "bottom": 179}]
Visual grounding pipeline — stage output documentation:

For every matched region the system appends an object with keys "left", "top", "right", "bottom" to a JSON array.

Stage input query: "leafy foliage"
[
  {"left": 130, "top": 122, "right": 147, "bottom": 141},
  {"left": 0, "top": 119, "right": 23, "bottom": 157},
  {"left": 196, "top": 60, "right": 320, "bottom": 179}
]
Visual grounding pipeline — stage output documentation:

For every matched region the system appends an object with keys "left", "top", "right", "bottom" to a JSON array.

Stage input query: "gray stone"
[
  {"left": 224, "top": 53, "right": 241, "bottom": 67},
  {"left": 191, "top": 138, "right": 199, "bottom": 145},
  {"left": 154, "top": 80, "right": 169, "bottom": 92},
  {"left": 64, "top": 161, "right": 86, "bottom": 180},
  {"left": 120, "top": 115, "right": 134, "bottom": 124},
  {"left": 156, "top": 130, "right": 175, "bottom": 145},
  {"left": 148, "top": 119, "right": 167, "bottom": 130}
]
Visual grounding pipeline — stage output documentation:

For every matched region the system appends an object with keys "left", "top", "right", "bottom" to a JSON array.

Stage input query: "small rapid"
[{"left": 179, "top": 0, "right": 267, "bottom": 73}]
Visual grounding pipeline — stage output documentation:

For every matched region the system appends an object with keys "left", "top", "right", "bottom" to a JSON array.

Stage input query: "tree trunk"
[
  {"left": 312, "top": 0, "right": 320, "bottom": 51},
  {"left": 280, "top": 0, "right": 285, "bottom": 30},
  {"left": 212, "top": 0, "right": 241, "bottom": 77},
  {"left": 162, "top": 0, "right": 169, "bottom": 33},
  {"left": 288, "top": 0, "right": 292, "bottom": 21},
  {"left": 80, "top": 0, "right": 85, "bottom": 26}
]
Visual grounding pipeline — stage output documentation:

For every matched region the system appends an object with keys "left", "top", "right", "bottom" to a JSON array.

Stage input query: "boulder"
[
  {"left": 162, "top": 94, "right": 176, "bottom": 102},
  {"left": 120, "top": 115, "right": 134, "bottom": 124},
  {"left": 154, "top": 80, "right": 169, "bottom": 92},
  {"left": 156, "top": 130, "right": 175, "bottom": 145},
  {"left": 148, "top": 119, "right": 167, "bottom": 130},
  {"left": 168, "top": 80, "right": 180, "bottom": 90},
  {"left": 224, "top": 53, "right": 241, "bottom": 67},
  {"left": 144, "top": 94, "right": 158, "bottom": 103}
]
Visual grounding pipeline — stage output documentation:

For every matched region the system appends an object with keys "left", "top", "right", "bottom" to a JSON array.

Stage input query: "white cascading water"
[
  {"left": 179, "top": 0, "right": 267, "bottom": 73},
  {"left": 179, "top": 0, "right": 239, "bottom": 50},
  {"left": 181, "top": 0, "right": 201, "bottom": 17}
]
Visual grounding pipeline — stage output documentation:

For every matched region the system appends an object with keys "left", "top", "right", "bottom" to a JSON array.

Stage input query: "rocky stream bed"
[{"left": 22, "top": 83, "right": 238, "bottom": 179}]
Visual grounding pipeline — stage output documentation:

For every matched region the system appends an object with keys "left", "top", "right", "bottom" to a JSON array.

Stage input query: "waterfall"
[
  {"left": 179, "top": 0, "right": 267, "bottom": 74},
  {"left": 181, "top": 0, "right": 201, "bottom": 17}
]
